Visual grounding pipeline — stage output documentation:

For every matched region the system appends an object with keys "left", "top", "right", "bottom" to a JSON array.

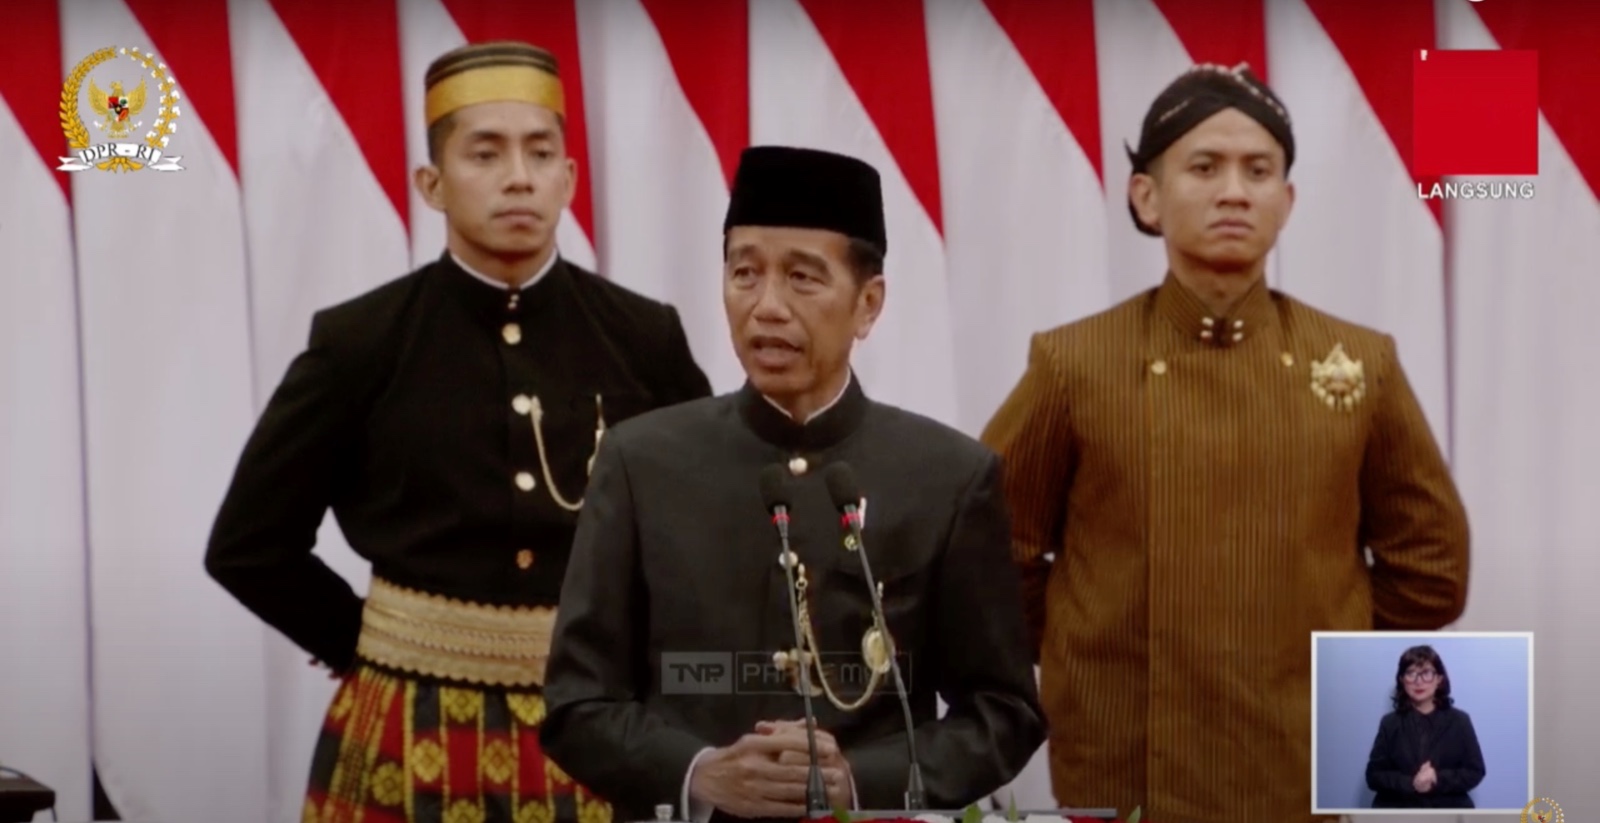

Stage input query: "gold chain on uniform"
[
  {"left": 528, "top": 393, "right": 605, "bottom": 512},
  {"left": 780, "top": 563, "right": 892, "bottom": 711}
]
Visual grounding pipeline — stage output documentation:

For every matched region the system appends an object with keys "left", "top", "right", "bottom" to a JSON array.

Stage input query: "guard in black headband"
[
  {"left": 982, "top": 63, "right": 1469, "bottom": 823},
  {"left": 1126, "top": 62, "right": 1295, "bottom": 237}
]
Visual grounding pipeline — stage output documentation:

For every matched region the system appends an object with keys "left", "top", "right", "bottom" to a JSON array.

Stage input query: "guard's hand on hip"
[{"left": 308, "top": 658, "right": 342, "bottom": 680}]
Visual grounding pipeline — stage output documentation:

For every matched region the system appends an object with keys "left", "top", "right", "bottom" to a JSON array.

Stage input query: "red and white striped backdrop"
[{"left": 2, "top": 1, "right": 1596, "bottom": 822}]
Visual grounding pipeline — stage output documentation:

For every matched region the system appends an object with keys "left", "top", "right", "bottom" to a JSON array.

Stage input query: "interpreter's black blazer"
[{"left": 1366, "top": 706, "right": 1486, "bottom": 808}]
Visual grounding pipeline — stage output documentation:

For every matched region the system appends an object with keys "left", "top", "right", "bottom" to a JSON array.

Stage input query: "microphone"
[
  {"left": 822, "top": 462, "right": 926, "bottom": 810},
  {"left": 759, "top": 464, "right": 829, "bottom": 816}
]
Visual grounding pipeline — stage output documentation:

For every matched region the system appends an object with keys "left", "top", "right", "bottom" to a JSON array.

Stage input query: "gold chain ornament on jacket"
[
  {"left": 775, "top": 561, "right": 893, "bottom": 711},
  {"left": 528, "top": 393, "right": 605, "bottom": 512}
]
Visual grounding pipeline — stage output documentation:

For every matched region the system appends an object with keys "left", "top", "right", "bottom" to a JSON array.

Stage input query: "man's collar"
[
  {"left": 450, "top": 248, "right": 559, "bottom": 291},
  {"left": 1152, "top": 270, "right": 1278, "bottom": 349},
  {"left": 737, "top": 370, "right": 869, "bottom": 452},
  {"left": 763, "top": 371, "right": 853, "bottom": 424}
]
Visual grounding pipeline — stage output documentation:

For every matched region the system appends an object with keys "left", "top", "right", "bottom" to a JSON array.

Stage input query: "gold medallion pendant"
[{"left": 861, "top": 625, "right": 893, "bottom": 675}]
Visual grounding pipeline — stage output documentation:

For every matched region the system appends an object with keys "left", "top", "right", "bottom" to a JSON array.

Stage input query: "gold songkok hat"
[{"left": 424, "top": 41, "right": 564, "bottom": 127}]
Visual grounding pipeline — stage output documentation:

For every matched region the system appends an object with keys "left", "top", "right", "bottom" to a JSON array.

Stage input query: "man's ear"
[
  {"left": 414, "top": 165, "right": 444, "bottom": 212},
  {"left": 560, "top": 156, "right": 578, "bottom": 211},
  {"left": 1128, "top": 172, "right": 1161, "bottom": 234},
  {"left": 854, "top": 276, "right": 886, "bottom": 341}
]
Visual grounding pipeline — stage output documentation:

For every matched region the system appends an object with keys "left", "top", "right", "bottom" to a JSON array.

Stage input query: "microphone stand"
[
  {"left": 841, "top": 503, "right": 927, "bottom": 810},
  {"left": 772, "top": 503, "right": 831, "bottom": 816}
]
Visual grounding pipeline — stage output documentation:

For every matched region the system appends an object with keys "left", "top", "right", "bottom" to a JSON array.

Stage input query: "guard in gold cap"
[{"left": 205, "top": 41, "right": 711, "bottom": 823}]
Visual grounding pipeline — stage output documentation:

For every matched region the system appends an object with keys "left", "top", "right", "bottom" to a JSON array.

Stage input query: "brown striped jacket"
[{"left": 980, "top": 273, "right": 1470, "bottom": 823}]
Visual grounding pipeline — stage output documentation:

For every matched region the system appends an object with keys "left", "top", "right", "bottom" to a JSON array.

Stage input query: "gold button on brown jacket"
[{"left": 981, "top": 273, "right": 1470, "bottom": 823}]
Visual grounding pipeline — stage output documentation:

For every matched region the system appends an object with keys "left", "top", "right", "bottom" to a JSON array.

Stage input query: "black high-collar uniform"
[
  {"left": 205, "top": 253, "right": 712, "bottom": 672},
  {"left": 538, "top": 375, "right": 1047, "bottom": 820}
]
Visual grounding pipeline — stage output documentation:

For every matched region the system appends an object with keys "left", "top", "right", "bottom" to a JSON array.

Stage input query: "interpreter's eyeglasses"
[{"left": 1403, "top": 669, "right": 1438, "bottom": 684}]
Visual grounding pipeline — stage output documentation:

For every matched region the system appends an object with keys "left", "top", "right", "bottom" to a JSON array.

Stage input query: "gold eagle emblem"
[
  {"left": 1522, "top": 798, "right": 1563, "bottom": 823},
  {"left": 88, "top": 76, "right": 146, "bottom": 140},
  {"left": 1310, "top": 342, "right": 1365, "bottom": 411}
]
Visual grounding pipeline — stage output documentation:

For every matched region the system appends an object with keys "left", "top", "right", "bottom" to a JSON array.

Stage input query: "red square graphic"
[{"left": 1413, "top": 49, "right": 1539, "bottom": 176}]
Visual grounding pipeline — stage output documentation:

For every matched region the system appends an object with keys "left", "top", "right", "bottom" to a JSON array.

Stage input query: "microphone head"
[
  {"left": 759, "top": 464, "right": 792, "bottom": 512},
  {"left": 822, "top": 462, "right": 862, "bottom": 511}
]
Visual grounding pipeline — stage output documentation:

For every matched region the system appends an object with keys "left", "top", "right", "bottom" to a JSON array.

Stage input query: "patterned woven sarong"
[{"left": 302, "top": 664, "right": 614, "bottom": 823}]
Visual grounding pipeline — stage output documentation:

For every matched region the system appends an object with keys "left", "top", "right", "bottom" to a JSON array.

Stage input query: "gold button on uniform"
[
  {"left": 502, "top": 323, "right": 522, "bottom": 345},
  {"left": 515, "top": 549, "right": 535, "bottom": 570},
  {"left": 788, "top": 456, "right": 808, "bottom": 476},
  {"left": 1281, "top": 352, "right": 1296, "bottom": 367},
  {"left": 512, "top": 395, "right": 532, "bottom": 415},
  {"left": 1150, "top": 360, "right": 1168, "bottom": 375},
  {"left": 515, "top": 471, "right": 536, "bottom": 491}
]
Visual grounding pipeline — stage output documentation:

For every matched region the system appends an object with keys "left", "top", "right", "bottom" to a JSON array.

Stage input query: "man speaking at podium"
[{"left": 540, "top": 145, "right": 1047, "bottom": 822}]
